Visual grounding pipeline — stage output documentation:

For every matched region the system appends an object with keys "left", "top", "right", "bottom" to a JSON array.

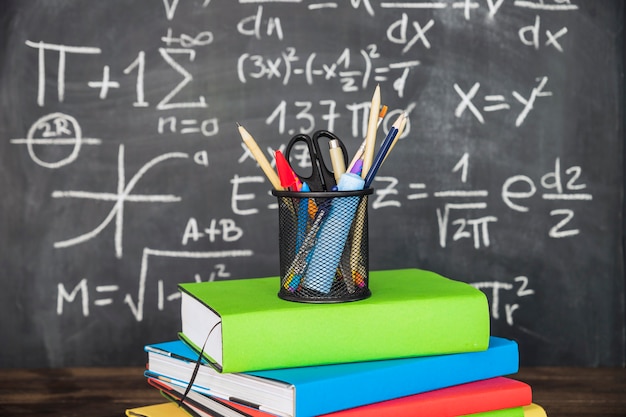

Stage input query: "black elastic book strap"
[{"left": 179, "top": 321, "right": 221, "bottom": 407}]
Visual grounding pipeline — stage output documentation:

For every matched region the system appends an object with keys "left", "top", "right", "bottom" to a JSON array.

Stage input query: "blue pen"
[
  {"left": 364, "top": 113, "right": 405, "bottom": 188},
  {"left": 296, "top": 182, "right": 310, "bottom": 251}
]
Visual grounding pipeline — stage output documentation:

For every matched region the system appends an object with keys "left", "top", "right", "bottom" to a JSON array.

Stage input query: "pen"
[
  {"left": 361, "top": 84, "right": 381, "bottom": 179},
  {"left": 329, "top": 139, "right": 347, "bottom": 183},
  {"left": 236, "top": 123, "right": 283, "bottom": 190},
  {"left": 296, "top": 182, "right": 310, "bottom": 251},
  {"left": 364, "top": 112, "right": 405, "bottom": 188}
]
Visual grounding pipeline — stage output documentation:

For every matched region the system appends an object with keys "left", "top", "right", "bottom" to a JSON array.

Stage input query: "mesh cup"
[{"left": 273, "top": 188, "right": 373, "bottom": 303}]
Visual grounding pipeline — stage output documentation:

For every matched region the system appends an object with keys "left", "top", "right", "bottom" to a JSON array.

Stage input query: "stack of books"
[{"left": 127, "top": 269, "right": 548, "bottom": 417}]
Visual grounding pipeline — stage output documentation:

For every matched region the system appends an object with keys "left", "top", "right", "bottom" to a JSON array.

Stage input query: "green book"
[
  {"left": 178, "top": 268, "right": 490, "bottom": 373},
  {"left": 462, "top": 407, "right": 525, "bottom": 417}
]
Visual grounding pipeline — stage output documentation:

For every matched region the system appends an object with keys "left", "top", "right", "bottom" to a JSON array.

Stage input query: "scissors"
[{"left": 285, "top": 130, "right": 348, "bottom": 191}]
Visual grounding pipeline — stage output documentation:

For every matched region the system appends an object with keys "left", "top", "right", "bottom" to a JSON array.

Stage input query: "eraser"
[{"left": 338, "top": 172, "right": 365, "bottom": 191}]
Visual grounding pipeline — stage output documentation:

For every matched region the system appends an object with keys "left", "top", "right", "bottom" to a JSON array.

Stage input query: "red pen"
[{"left": 275, "top": 150, "right": 302, "bottom": 191}]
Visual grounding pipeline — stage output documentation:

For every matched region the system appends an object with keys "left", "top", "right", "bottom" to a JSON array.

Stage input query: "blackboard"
[{"left": 0, "top": 0, "right": 623, "bottom": 368}]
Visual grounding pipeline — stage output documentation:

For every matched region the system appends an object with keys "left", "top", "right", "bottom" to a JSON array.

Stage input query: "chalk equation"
[
  {"left": 470, "top": 275, "right": 536, "bottom": 326},
  {"left": 454, "top": 76, "right": 552, "bottom": 127},
  {"left": 57, "top": 253, "right": 253, "bottom": 321},
  {"left": 10, "top": 113, "right": 101, "bottom": 168},
  {"left": 230, "top": 151, "right": 593, "bottom": 247},
  {"left": 162, "top": 0, "right": 579, "bottom": 23},
  {"left": 51, "top": 145, "right": 191, "bottom": 259}
]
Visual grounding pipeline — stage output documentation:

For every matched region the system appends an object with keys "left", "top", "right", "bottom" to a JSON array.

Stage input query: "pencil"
[
  {"left": 346, "top": 105, "right": 388, "bottom": 173},
  {"left": 236, "top": 123, "right": 283, "bottom": 191},
  {"left": 361, "top": 84, "right": 381, "bottom": 179},
  {"left": 383, "top": 112, "right": 408, "bottom": 164}
]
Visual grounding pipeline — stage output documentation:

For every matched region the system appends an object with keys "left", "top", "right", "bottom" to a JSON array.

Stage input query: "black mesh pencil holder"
[{"left": 273, "top": 188, "right": 373, "bottom": 303}]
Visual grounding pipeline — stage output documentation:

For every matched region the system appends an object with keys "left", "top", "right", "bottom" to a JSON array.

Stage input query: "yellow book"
[
  {"left": 523, "top": 403, "right": 548, "bottom": 417},
  {"left": 126, "top": 402, "right": 191, "bottom": 417}
]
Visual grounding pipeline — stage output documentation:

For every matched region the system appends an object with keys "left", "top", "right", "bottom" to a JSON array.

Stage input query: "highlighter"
[{"left": 275, "top": 150, "right": 301, "bottom": 191}]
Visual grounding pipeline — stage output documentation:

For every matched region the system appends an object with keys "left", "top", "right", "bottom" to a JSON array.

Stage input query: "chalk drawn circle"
[{"left": 26, "top": 112, "right": 83, "bottom": 169}]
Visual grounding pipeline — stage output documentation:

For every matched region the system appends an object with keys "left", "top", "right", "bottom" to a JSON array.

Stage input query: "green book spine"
[
  {"left": 461, "top": 407, "right": 525, "bottom": 417},
  {"left": 178, "top": 268, "right": 490, "bottom": 373}
]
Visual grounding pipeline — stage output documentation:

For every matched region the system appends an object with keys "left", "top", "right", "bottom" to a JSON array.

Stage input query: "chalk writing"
[
  {"left": 181, "top": 218, "right": 244, "bottom": 244},
  {"left": 471, "top": 276, "right": 535, "bottom": 326},
  {"left": 454, "top": 76, "right": 553, "bottom": 127},
  {"left": 56, "top": 255, "right": 252, "bottom": 321},
  {"left": 52, "top": 145, "right": 189, "bottom": 258},
  {"left": 10, "top": 113, "right": 100, "bottom": 168},
  {"left": 25, "top": 41, "right": 101, "bottom": 106}
]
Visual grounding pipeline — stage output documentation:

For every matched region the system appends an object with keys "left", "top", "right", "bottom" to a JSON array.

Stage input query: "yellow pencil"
[
  {"left": 362, "top": 84, "right": 381, "bottom": 179},
  {"left": 236, "top": 123, "right": 283, "bottom": 191}
]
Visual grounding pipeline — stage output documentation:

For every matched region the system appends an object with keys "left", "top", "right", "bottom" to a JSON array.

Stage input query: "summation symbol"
[{"left": 52, "top": 144, "right": 189, "bottom": 258}]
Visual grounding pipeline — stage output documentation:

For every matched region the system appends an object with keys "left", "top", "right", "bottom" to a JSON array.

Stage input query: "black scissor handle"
[
  {"left": 286, "top": 133, "right": 322, "bottom": 190},
  {"left": 285, "top": 130, "right": 348, "bottom": 191}
]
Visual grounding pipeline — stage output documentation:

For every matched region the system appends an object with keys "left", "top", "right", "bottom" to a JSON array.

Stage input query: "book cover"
[
  {"left": 145, "top": 337, "right": 519, "bottom": 417},
  {"left": 178, "top": 268, "right": 490, "bottom": 373},
  {"left": 318, "top": 376, "right": 532, "bottom": 417}
]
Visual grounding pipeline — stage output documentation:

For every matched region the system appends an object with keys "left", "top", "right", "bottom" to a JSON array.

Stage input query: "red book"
[{"left": 319, "top": 377, "right": 532, "bottom": 417}]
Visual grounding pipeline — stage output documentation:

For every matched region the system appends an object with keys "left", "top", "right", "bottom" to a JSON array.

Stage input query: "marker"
[
  {"left": 349, "top": 158, "right": 363, "bottom": 175},
  {"left": 275, "top": 149, "right": 301, "bottom": 191},
  {"left": 329, "top": 139, "right": 347, "bottom": 183},
  {"left": 236, "top": 123, "right": 283, "bottom": 190},
  {"left": 361, "top": 84, "right": 381, "bottom": 179},
  {"left": 364, "top": 113, "right": 405, "bottom": 188}
]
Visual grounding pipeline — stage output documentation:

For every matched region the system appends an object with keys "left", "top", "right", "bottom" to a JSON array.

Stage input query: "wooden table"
[{"left": 0, "top": 367, "right": 624, "bottom": 417}]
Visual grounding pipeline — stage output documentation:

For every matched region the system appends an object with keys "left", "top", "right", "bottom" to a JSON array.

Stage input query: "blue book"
[{"left": 145, "top": 337, "right": 519, "bottom": 417}]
